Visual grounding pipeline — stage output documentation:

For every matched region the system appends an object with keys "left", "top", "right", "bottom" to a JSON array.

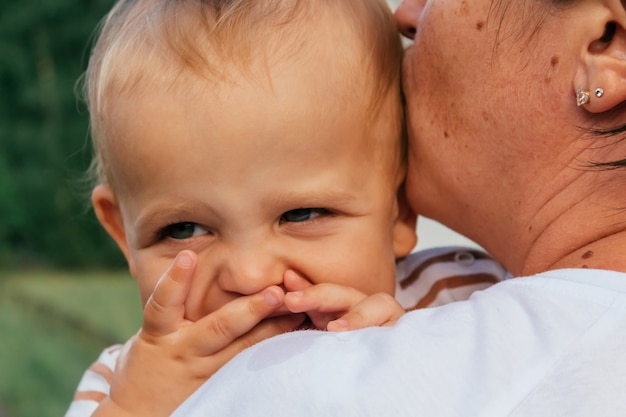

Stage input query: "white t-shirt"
[{"left": 172, "top": 268, "right": 626, "bottom": 417}]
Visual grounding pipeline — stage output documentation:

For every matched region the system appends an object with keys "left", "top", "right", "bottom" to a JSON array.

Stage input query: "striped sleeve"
[
  {"left": 64, "top": 345, "right": 122, "bottom": 417},
  {"left": 395, "top": 247, "right": 508, "bottom": 310}
]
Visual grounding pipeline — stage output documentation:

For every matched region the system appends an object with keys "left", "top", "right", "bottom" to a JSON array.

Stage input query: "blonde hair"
[{"left": 82, "top": 0, "right": 404, "bottom": 185}]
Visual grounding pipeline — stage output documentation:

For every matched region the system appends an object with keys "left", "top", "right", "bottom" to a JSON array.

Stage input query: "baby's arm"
[{"left": 90, "top": 251, "right": 304, "bottom": 417}]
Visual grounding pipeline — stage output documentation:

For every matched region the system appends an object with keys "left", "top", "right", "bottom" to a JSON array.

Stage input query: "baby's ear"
[
  {"left": 574, "top": 0, "right": 626, "bottom": 112},
  {"left": 91, "top": 184, "right": 136, "bottom": 276},
  {"left": 392, "top": 185, "right": 418, "bottom": 258}
]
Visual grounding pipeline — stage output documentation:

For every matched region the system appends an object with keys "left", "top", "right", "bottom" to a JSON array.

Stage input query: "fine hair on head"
[{"left": 81, "top": 0, "right": 405, "bottom": 187}]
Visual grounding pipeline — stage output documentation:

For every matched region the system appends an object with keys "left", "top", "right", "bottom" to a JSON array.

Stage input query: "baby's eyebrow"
[
  {"left": 266, "top": 189, "right": 358, "bottom": 207},
  {"left": 133, "top": 201, "right": 216, "bottom": 230}
]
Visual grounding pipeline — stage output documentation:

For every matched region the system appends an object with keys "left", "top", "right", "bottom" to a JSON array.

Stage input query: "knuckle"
[
  {"left": 247, "top": 298, "right": 266, "bottom": 319},
  {"left": 146, "top": 294, "right": 168, "bottom": 314},
  {"left": 206, "top": 317, "right": 235, "bottom": 339},
  {"left": 372, "top": 292, "right": 398, "bottom": 307}
]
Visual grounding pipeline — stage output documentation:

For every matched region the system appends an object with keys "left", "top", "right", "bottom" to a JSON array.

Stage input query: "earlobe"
[
  {"left": 392, "top": 185, "right": 418, "bottom": 258},
  {"left": 91, "top": 184, "right": 136, "bottom": 275},
  {"left": 575, "top": 5, "right": 626, "bottom": 113}
]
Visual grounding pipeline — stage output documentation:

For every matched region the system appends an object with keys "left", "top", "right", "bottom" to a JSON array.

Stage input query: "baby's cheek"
[
  {"left": 133, "top": 266, "right": 164, "bottom": 307},
  {"left": 137, "top": 279, "right": 158, "bottom": 307},
  {"left": 183, "top": 284, "right": 234, "bottom": 322},
  {"left": 369, "top": 259, "right": 398, "bottom": 296},
  {"left": 346, "top": 262, "right": 396, "bottom": 297}
]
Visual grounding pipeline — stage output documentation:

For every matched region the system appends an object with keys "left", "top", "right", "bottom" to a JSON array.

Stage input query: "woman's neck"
[{"left": 519, "top": 204, "right": 626, "bottom": 276}]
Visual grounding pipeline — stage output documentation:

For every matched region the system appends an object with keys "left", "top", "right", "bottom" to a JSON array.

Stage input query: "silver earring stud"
[
  {"left": 576, "top": 86, "right": 590, "bottom": 106},
  {"left": 594, "top": 88, "right": 604, "bottom": 98}
]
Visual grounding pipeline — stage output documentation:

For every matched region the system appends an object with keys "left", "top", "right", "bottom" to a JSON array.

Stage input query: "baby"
[{"left": 66, "top": 1, "right": 505, "bottom": 416}]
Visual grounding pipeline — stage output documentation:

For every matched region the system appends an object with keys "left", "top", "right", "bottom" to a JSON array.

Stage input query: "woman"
[
  {"left": 395, "top": 0, "right": 626, "bottom": 277},
  {"left": 168, "top": 0, "right": 626, "bottom": 415}
]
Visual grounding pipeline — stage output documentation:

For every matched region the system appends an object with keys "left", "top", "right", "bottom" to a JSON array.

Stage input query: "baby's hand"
[
  {"left": 283, "top": 270, "right": 405, "bottom": 332},
  {"left": 95, "top": 251, "right": 305, "bottom": 417}
]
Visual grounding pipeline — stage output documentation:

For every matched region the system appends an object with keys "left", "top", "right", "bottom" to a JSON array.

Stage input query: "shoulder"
[
  {"left": 173, "top": 269, "right": 626, "bottom": 417},
  {"left": 396, "top": 246, "right": 508, "bottom": 309},
  {"left": 64, "top": 345, "right": 123, "bottom": 417}
]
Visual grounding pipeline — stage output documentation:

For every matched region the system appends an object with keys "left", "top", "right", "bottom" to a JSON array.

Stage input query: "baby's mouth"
[
  {"left": 295, "top": 315, "right": 314, "bottom": 331},
  {"left": 264, "top": 310, "right": 315, "bottom": 331}
]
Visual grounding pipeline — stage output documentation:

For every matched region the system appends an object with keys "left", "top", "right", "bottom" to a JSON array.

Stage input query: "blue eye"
[
  {"left": 280, "top": 208, "right": 330, "bottom": 224},
  {"left": 161, "top": 222, "right": 208, "bottom": 240}
]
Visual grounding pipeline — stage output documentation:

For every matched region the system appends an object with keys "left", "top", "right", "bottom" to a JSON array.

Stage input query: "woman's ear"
[
  {"left": 392, "top": 184, "right": 418, "bottom": 258},
  {"left": 574, "top": 0, "right": 626, "bottom": 113},
  {"left": 92, "top": 184, "right": 136, "bottom": 276}
]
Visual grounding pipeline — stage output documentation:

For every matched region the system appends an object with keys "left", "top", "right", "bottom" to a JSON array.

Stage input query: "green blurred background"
[{"left": 1, "top": 1, "right": 142, "bottom": 416}]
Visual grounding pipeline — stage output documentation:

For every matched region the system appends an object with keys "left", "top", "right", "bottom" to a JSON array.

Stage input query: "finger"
[
  {"left": 284, "top": 283, "right": 369, "bottom": 330},
  {"left": 142, "top": 250, "right": 197, "bottom": 336},
  {"left": 187, "top": 285, "right": 297, "bottom": 355},
  {"left": 284, "top": 282, "right": 367, "bottom": 313},
  {"left": 186, "top": 313, "right": 306, "bottom": 378},
  {"left": 326, "top": 292, "right": 404, "bottom": 332},
  {"left": 220, "top": 313, "right": 306, "bottom": 357},
  {"left": 283, "top": 270, "right": 313, "bottom": 292}
]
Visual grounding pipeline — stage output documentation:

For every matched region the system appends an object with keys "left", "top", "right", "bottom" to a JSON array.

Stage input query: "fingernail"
[
  {"left": 177, "top": 251, "right": 193, "bottom": 267},
  {"left": 288, "top": 291, "right": 304, "bottom": 297}
]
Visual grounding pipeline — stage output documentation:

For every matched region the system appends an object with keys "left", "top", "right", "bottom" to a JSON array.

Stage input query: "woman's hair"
[{"left": 81, "top": 0, "right": 405, "bottom": 185}]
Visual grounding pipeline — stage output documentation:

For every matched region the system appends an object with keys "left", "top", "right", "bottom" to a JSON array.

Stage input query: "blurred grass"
[{"left": 0, "top": 270, "right": 142, "bottom": 417}]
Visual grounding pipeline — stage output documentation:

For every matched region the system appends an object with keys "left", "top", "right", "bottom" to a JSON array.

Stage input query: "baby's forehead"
[
  {"left": 106, "top": 68, "right": 374, "bottom": 152},
  {"left": 103, "top": 80, "right": 398, "bottom": 198},
  {"left": 101, "top": 43, "right": 402, "bottom": 190}
]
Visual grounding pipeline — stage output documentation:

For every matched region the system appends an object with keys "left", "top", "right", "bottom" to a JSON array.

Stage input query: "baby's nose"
[{"left": 217, "top": 247, "right": 284, "bottom": 295}]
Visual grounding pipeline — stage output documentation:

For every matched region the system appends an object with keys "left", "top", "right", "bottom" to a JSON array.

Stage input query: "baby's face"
[{"left": 97, "top": 63, "right": 411, "bottom": 320}]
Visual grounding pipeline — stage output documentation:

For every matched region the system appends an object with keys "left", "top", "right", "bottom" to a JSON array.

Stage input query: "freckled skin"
[
  {"left": 398, "top": 0, "right": 598, "bottom": 275},
  {"left": 461, "top": 0, "right": 469, "bottom": 16}
]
